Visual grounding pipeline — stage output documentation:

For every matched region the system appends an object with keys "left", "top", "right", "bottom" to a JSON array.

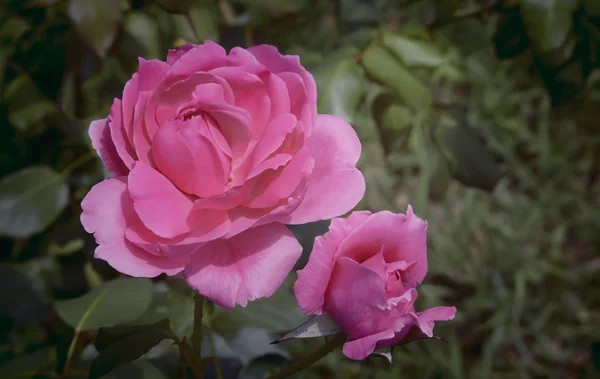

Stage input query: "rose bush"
[
  {"left": 81, "top": 42, "right": 365, "bottom": 309},
  {"left": 294, "top": 207, "right": 456, "bottom": 360}
]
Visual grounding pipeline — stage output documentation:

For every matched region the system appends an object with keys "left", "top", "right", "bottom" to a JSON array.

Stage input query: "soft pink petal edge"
[
  {"left": 80, "top": 177, "right": 188, "bottom": 277},
  {"left": 284, "top": 114, "right": 365, "bottom": 225},
  {"left": 181, "top": 223, "right": 302, "bottom": 309},
  {"left": 294, "top": 211, "right": 372, "bottom": 315},
  {"left": 88, "top": 118, "right": 128, "bottom": 176}
]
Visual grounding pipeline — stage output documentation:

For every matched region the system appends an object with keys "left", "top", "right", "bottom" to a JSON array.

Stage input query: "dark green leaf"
[
  {"left": 100, "top": 360, "right": 167, "bottom": 379},
  {"left": 68, "top": 0, "right": 124, "bottom": 57},
  {"left": 153, "top": 0, "right": 195, "bottom": 14},
  {"left": 493, "top": 15, "right": 529, "bottom": 59},
  {"left": 0, "top": 16, "right": 30, "bottom": 42},
  {"left": 54, "top": 278, "right": 153, "bottom": 331},
  {"left": 0, "top": 166, "right": 69, "bottom": 238},
  {"left": 584, "top": 0, "right": 600, "bottom": 16},
  {"left": 187, "top": 3, "right": 220, "bottom": 43},
  {"left": 520, "top": 0, "right": 578, "bottom": 53},
  {"left": 592, "top": 342, "right": 600, "bottom": 371},
  {"left": 211, "top": 276, "right": 305, "bottom": 336},
  {"left": 272, "top": 314, "right": 341, "bottom": 343},
  {"left": 125, "top": 12, "right": 161, "bottom": 59},
  {"left": 0, "top": 347, "right": 56, "bottom": 377},
  {"left": 383, "top": 33, "right": 447, "bottom": 68},
  {"left": 434, "top": 119, "right": 501, "bottom": 192},
  {"left": 95, "top": 318, "right": 173, "bottom": 351},
  {"left": 314, "top": 59, "right": 366, "bottom": 124},
  {"left": 90, "top": 319, "right": 174, "bottom": 378},
  {"left": 230, "top": 328, "right": 290, "bottom": 364},
  {"left": 361, "top": 45, "right": 432, "bottom": 110},
  {"left": 238, "top": 355, "right": 290, "bottom": 379}
]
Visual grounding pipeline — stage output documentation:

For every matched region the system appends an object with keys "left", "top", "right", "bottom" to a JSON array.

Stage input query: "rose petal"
[
  {"left": 209, "top": 67, "right": 271, "bottom": 135},
  {"left": 181, "top": 223, "right": 302, "bottom": 309},
  {"left": 334, "top": 208, "right": 428, "bottom": 287},
  {"left": 152, "top": 119, "right": 230, "bottom": 198},
  {"left": 247, "top": 45, "right": 317, "bottom": 103},
  {"left": 88, "top": 118, "right": 128, "bottom": 176},
  {"left": 324, "top": 257, "right": 391, "bottom": 338},
  {"left": 243, "top": 147, "right": 312, "bottom": 208},
  {"left": 417, "top": 306, "right": 457, "bottom": 337},
  {"left": 128, "top": 161, "right": 194, "bottom": 238},
  {"left": 169, "top": 41, "right": 228, "bottom": 74},
  {"left": 167, "top": 44, "right": 195, "bottom": 65},
  {"left": 108, "top": 99, "right": 136, "bottom": 169},
  {"left": 125, "top": 207, "right": 230, "bottom": 256},
  {"left": 294, "top": 211, "right": 372, "bottom": 315},
  {"left": 285, "top": 115, "right": 365, "bottom": 224},
  {"left": 81, "top": 177, "right": 188, "bottom": 277},
  {"left": 250, "top": 114, "right": 297, "bottom": 166},
  {"left": 342, "top": 329, "right": 396, "bottom": 361}
]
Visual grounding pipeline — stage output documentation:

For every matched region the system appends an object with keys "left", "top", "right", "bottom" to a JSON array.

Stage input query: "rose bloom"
[
  {"left": 294, "top": 207, "right": 456, "bottom": 360},
  {"left": 81, "top": 42, "right": 365, "bottom": 309}
]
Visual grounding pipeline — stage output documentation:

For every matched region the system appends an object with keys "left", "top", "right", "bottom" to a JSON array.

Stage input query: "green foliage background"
[{"left": 1, "top": 0, "right": 599, "bottom": 378}]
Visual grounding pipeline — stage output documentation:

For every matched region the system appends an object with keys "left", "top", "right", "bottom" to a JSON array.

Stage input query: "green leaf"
[
  {"left": 125, "top": 12, "right": 161, "bottom": 59},
  {"left": 238, "top": 355, "right": 290, "bottom": 379},
  {"left": 520, "top": 0, "right": 579, "bottom": 53},
  {"left": 380, "top": 104, "right": 412, "bottom": 132},
  {"left": 212, "top": 276, "right": 305, "bottom": 336},
  {"left": 434, "top": 118, "right": 501, "bottom": 192},
  {"left": 584, "top": 0, "right": 600, "bottom": 16},
  {"left": 230, "top": 328, "right": 290, "bottom": 364},
  {"left": 54, "top": 278, "right": 153, "bottom": 331},
  {"left": 47, "top": 238, "right": 84, "bottom": 257},
  {"left": 153, "top": 0, "right": 195, "bottom": 14},
  {"left": 361, "top": 45, "right": 432, "bottom": 110},
  {"left": 382, "top": 33, "right": 447, "bottom": 68},
  {"left": 272, "top": 314, "right": 342, "bottom": 343},
  {"left": 90, "top": 319, "right": 174, "bottom": 378},
  {"left": 314, "top": 59, "right": 366, "bottom": 123},
  {"left": 84, "top": 262, "right": 104, "bottom": 288},
  {"left": 0, "top": 347, "right": 57, "bottom": 377},
  {"left": 0, "top": 166, "right": 69, "bottom": 238},
  {"left": 95, "top": 318, "right": 173, "bottom": 351},
  {"left": 100, "top": 360, "right": 167, "bottom": 379},
  {"left": 0, "top": 16, "right": 30, "bottom": 42},
  {"left": 9, "top": 101, "right": 57, "bottom": 133},
  {"left": 187, "top": 3, "right": 220, "bottom": 43},
  {"left": 68, "top": 0, "right": 124, "bottom": 57}
]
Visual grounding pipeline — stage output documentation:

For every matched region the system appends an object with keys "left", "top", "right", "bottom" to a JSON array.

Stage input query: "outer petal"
[
  {"left": 337, "top": 208, "right": 428, "bottom": 287},
  {"left": 247, "top": 45, "right": 317, "bottom": 104},
  {"left": 294, "top": 211, "right": 371, "bottom": 315},
  {"left": 80, "top": 177, "right": 188, "bottom": 277},
  {"left": 128, "top": 162, "right": 194, "bottom": 239},
  {"left": 342, "top": 329, "right": 395, "bottom": 361},
  {"left": 181, "top": 223, "right": 302, "bottom": 309},
  {"left": 285, "top": 115, "right": 365, "bottom": 225},
  {"left": 108, "top": 99, "right": 136, "bottom": 170},
  {"left": 417, "top": 306, "right": 457, "bottom": 337},
  {"left": 169, "top": 41, "right": 229, "bottom": 75},
  {"left": 88, "top": 118, "right": 128, "bottom": 176}
]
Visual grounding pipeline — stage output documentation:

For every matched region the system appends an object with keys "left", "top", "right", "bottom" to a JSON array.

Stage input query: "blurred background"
[{"left": 1, "top": 0, "right": 599, "bottom": 378}]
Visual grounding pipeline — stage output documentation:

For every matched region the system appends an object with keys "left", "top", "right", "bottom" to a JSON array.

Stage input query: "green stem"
[
  {"left": 266, "top": 334, "right": 347, "bottom": 379},
  {"left": 61, "top": 151, "right": 96, "bottom": 178},
  {"left": 192, "top": 295, "right": 205, "bottom": 362},
  {"left": 62, "top": 330, "right": 80, "bottom": 376}
]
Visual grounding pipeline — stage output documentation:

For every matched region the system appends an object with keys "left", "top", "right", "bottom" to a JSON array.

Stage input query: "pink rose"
[
  {"left": 81, "top": 42, "right": 365, "bottom": 309},
  {"left": 294, "top": 207, "right": 456, "bottom": 360}
]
